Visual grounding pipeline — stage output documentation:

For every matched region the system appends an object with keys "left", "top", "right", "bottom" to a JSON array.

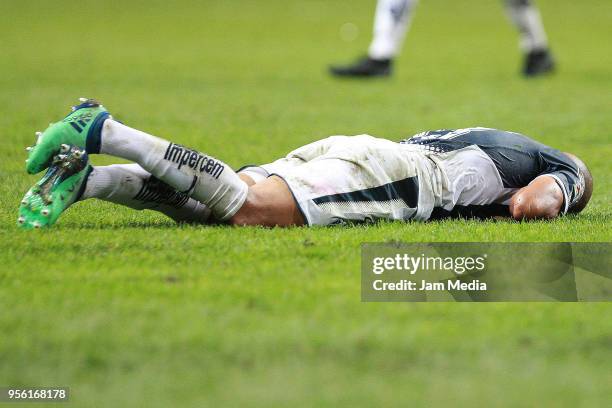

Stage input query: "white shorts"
[{"left": 239, "top": 135, "right": 441, "bottom": 226}]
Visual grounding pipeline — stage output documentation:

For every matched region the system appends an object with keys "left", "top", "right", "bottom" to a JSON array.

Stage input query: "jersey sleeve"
[{"left": 536, "top": 149, "right": 585, "bottom": 214}]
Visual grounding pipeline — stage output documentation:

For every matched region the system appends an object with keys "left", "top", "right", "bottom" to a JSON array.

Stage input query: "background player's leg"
[
  {"left": 99, "top": 119, "right": 248, "bottom": 221},
  {"left": 369, "top": 0, "right": 416, "bottom": 60},
  {"left": 329, "top": 0, "right": 417, "bottom": 77},
  {"left": 504, "top": 0, "right": 555, "bottom": 76},
  {"left": 81, "top": 164, "right": 212, "bottom": 223}
]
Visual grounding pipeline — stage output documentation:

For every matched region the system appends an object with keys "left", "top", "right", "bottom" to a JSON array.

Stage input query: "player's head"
[{"left": 563, "top": 152, "right": 593, "bottom": 214}]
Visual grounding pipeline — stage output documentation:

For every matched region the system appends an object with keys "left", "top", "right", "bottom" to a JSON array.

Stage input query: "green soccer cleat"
[
  {"left": 25, "top": 98, "right": 110, "bottom": 174},
  {"left": 18, "top": 145, "right": 92, "bottom": 229}
]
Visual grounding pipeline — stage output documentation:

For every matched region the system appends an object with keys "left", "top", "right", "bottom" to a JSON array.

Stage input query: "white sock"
[
  {"left": 505, "top": 0, "right": 549, "bottom": 52},
  {"left": 368, "top": 0, "right": 417, "bottom": 60},
  {"left": 81, "top": 164, "right": 212, "bottom": 223},
  {"left": 99, "top": 119, "right": 248, "bottom": 220}
]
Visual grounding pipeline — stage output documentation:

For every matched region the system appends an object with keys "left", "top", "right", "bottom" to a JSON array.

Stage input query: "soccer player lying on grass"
[{"left": 18, "top": 99, "right": 592, "bottom": 229}]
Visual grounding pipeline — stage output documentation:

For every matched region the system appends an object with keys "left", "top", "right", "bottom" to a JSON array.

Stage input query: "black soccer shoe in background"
[
  {"left": 523, "top": 49, "right": 555, "bottom": 77},
  {"left": 329, "top": 56, "right": 392, "bottom": 78}
]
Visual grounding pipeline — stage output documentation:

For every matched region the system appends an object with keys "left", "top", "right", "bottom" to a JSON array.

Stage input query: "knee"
[
  {"left": 229, "top": 191, "right": 262, "bottom": 226},
  {"left": 228, "top": 177, "right": 305, "bottom": 227},
  {"left": 229, "top": 187, "right": 281, "bottom": 226}
]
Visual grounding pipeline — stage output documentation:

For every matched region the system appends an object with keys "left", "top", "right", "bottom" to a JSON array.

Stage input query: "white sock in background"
[
  {"left": 368, "top": 0, "right": 417, "bottom": 60},
  {"left": 505, "top": 0, "right": 549, "bottom": 53},
  {"left": 81, "top": 164, "right": 212, "bottom": 223},
  {"left": 99, "top": 119, "right": 248, "bottom": 221}
]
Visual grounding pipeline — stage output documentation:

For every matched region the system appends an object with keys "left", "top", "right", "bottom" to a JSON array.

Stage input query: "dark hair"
[{"left": 563, "top": 153, "right": 593, "bottom": 214}]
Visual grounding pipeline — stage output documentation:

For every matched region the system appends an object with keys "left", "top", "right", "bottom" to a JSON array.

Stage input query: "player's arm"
[{"left": 509, "top": 175, "right": 565, "bottom": 220}]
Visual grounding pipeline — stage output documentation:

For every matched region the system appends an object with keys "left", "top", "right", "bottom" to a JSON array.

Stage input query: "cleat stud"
[
  {"left": 25, "top": 146, "right": 33, "bottom": 152},
  {"left": 79, "top": 97, "right": 88, "bottom": 102},
  {"left": 60, "top": 144, "right": 70, "bottom": 153},
  {"left": 18, "top": 217, "right": 25, "bottom": 224},
  {"left": 33, "top": 222, "right": 41, "bottom": 229},
  {"left": 41, "top": 209, "right": 50, "bottom": 216},
  {"left": 21, "top": 199, "right": 28, "bottom": 206},
  {"left": 35, "top": 131, "right": 42, "bottom": 136},
  {"left": 74, "top": 150, "right": 82, "bottom": 158}
]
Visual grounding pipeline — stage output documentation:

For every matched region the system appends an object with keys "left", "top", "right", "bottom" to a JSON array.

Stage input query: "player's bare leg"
[{"left": 231, "top": 176, "right": 305, "bottom": 227}]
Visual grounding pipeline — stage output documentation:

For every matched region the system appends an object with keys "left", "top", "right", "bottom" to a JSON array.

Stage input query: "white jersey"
[{"left": 239, "top": 129, "right": 582, "bottom": 226}]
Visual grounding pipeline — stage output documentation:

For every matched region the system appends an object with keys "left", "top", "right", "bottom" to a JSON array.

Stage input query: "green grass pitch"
[{"left": 0, "top": 0, "right": 610, "bottom": 406}]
